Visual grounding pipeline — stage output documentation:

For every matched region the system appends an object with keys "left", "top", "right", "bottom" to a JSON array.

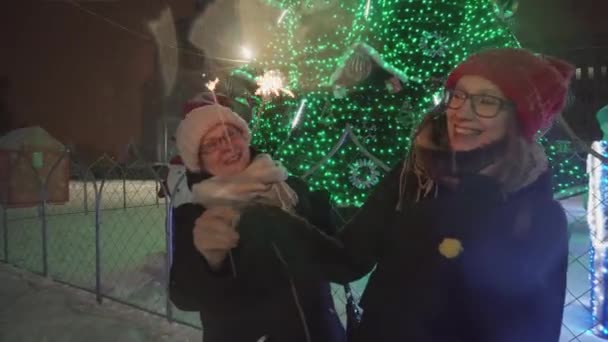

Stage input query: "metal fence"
[
  {"left": 0, "top": 147, "right": 366, "bottom": 331},
  {"left": 0, "top": 145, "right": 605, "bottom": 341},
  {"left": 0, "top": 148, "right": 200, "bottom": 327}
]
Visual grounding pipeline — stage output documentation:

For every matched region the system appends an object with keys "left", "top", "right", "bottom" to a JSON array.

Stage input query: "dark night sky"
[
  {"left": 0, "top": 0, "right": 606, "bottom": 160},
  {"left": 0, "top": 0, "right": 200, "bottom": 160},
  {"left": 513, "top": 0, "right": 608, "bottom": 52}
]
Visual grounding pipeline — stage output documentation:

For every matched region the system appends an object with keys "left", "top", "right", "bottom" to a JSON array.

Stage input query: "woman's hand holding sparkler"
[{"left": 193, "top": 207, "right": 241, "bottom": 270}]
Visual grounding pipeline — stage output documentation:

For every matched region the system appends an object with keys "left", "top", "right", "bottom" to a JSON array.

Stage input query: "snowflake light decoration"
[
  {"left": 420, "top": 31, "right": 449, "bottom": 58},
  {"left": 397, "top": 100, "right": 416, "bottom": 127},
  {"left": 349, "top": 159, "right": 381, "bottom": 189}
]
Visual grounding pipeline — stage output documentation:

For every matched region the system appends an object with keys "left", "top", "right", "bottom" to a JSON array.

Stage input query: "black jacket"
[
  {"left": 169, "top": 175, "right": 345, "bottom": 342},
  {"left": 253, "top": 164, "right": 568, "bottom": 342}
]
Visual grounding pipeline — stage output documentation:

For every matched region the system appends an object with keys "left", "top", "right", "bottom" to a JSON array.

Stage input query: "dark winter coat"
[
  {"left": 169, "top": 172, "right": 345, "bottom": 342},
  {"left": 253, "top": 163, "right": 568, "bottom": 342}
]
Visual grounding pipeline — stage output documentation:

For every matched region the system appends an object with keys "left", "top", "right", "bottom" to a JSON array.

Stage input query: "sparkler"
[
  {"left": 205, "top": 77, "right": 220, "bottom": 103},
  {"left": 255, "top": 70, "right": 295, "bottom": 98}
]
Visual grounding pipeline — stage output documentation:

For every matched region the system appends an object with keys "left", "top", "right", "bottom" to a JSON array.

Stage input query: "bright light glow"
[
  {"left": 432, "top": 91, "right": 443, "bottom": 105},
  {"left": 277, "top": 10, "right": 288, "bottom": 24},
  {"left": 291, "top": 99, "right": 307, "bottom": 129},
  {"left": 241, "top": 46, "right": 253, "bottom": 60},
  {"left": 364, "top": 0, "right": 371, "bottom": 18},
  {"left": 205, "top": 77, "right": 220, "bottom": 104},
  {"left": 206, "top": 77, "right": 219, "bottom": 92},
  {"left": 587, "top": 140, "right": 608, "bottom": 336},
  {"left": 255, "top": 70, "right": 295, "bottom": 98}
]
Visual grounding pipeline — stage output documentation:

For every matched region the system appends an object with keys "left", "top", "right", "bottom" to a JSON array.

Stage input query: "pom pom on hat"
[
  {"left": 446, "top": 48, "right": 575, "bottom": 141},
  {"left": 176, "top": 104, "right": 251, "bottom": 172}
]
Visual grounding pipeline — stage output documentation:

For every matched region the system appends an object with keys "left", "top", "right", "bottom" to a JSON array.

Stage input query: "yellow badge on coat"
[{"left": 438, "top": 238, "right": 463, "bottom": 259}]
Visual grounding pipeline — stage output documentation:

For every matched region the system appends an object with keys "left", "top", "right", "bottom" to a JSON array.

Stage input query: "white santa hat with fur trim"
[{"left": 175, "top": 104, "right": 251, "bottom": 173}]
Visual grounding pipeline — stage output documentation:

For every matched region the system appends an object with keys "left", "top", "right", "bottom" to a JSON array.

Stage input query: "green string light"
[
  {"left": 234, "top": 0, "right": 581, "bottom": 206},
  {"left": 540, "top": 137, "right": 587, "bottom": 197}
]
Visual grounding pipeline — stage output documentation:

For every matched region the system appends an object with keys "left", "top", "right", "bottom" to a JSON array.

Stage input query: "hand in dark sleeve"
[
  {"left": 169, "top": 204, "right": 248, "bottom": 315},
  {"left": 308, "top": 188, "right": 338, "bottom": 236},
  {"left": 285, "top": 177, "right": 337, "bottom": 236},
  {"left": 332, "top": 162, "right": 403, "bottom": 282},
  {"left": 239, "top": 163, "right": 404, "bottom": 285}
]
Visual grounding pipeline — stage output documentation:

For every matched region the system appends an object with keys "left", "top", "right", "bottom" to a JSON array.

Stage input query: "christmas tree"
[{"left": 223, "top": 0, "right": 576, "bottom": 207}]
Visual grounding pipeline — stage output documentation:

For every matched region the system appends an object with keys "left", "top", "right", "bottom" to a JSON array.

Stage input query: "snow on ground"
[
  {"left": 1, "top": 180, "right": 202, "bottom": 328},
  {"left": 0, "top": 180, "right": 366, "bottom": 328},
  {"left": 0, "top": 263, "right": 201, "bottom": 342},
  {"left": 0, "top": 181, "right": 604, "bottom": 341}
]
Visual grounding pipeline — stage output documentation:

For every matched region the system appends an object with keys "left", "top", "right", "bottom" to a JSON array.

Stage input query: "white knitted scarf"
[{"left": 191, "top": 154, "right": 299, "bottom": 212}]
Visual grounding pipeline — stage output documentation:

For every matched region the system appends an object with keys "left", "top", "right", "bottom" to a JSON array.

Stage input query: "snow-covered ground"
[
  {"left": 1, "top": 180, "right": 203, "bottom": 328},
  {"left": 0, "top": 180, "right": 365, "bottom": 329},
  {"left": 0, "top": 263, "right": 201, "bottom": 342},
  {"left": 0, "top": 180, "right": 603, "bottom": 341}
]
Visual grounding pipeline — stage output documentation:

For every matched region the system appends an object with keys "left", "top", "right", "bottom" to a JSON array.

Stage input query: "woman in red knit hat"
[{"left": 223, "top": 47, "right": 574, "bottom": 341}]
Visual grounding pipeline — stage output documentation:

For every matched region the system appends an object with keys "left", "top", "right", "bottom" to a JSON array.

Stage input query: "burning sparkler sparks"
[
  {"left": 255, "top": 70, "right": 295, "bottom": 98},
  {"left": 206, "top": 77, "right": 220, "bottom": 92},
  {"left": 205, "top": 77, "right": 220, "bottom": 103}
]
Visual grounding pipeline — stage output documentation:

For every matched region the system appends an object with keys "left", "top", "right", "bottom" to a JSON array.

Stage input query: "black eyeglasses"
[
  {"left": 443, "top": 88, "right": 514, "bottom": 118},
  {"left": 199, "top": 127, "right": 242, "bottom": 155}
]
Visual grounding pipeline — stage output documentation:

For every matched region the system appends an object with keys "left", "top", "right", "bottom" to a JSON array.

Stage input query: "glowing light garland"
[
  {"left": 232, "top": 0, "right": 584, "bottom": 206},
  {"left": 587, "top": 141, "right": 608, "bottom": 337},
  {"left": 543, "top": 137, "right": 587, "bottom": 197}
]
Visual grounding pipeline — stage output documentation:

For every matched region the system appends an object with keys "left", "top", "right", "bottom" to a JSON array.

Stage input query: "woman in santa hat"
[
  {"left": 223, "top": 48, "right": 574, "bottom": 341},
  {"left": 168, "top": 97, "right": 345, "bottom": 342},
  {"left": 159, "top": 93, "right": 232, "bottom": 205}
]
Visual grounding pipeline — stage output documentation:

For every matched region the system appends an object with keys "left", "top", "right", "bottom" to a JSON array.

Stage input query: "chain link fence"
[
  {"left": 0, "top": 144, "right": 605, "bottom": 341},
  {"left": 561, "top": 141, "right": 606, "bottom": 342},
  {"left": 0, "top": 148, "right": 199, "bottom": 329}
]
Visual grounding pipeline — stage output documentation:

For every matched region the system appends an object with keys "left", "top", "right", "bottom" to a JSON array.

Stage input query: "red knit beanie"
[{"left": 446, "top": 48, "right": 575, "bottom": 141}]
